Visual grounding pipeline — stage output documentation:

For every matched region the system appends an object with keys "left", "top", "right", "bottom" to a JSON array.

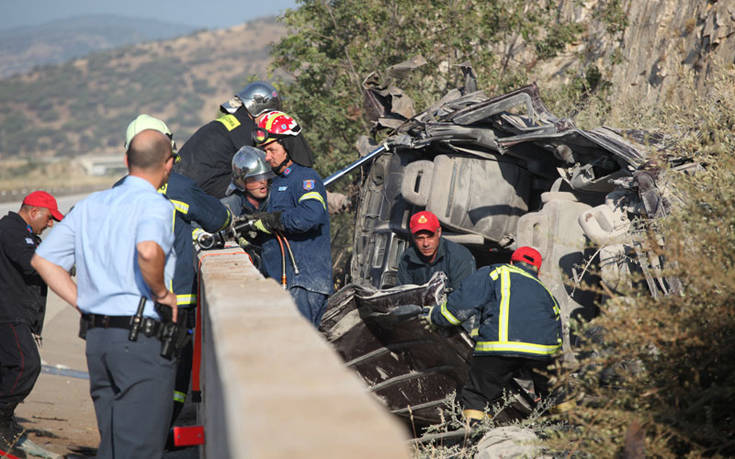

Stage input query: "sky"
[{"left": 0, "top": 0, "right": 299, "bottom": 30}]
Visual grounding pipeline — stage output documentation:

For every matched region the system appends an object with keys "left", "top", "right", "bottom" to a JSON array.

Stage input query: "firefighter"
[
  {"left": 175, "top": 81, "right": 282, "bottom": 198},
  {"left": 423, "top": 246, "right": 562, "bottom": 424},
  {"left": 220, "top": 145, "right": 273, "bottom": 216},
  {"left": 122, "top": 114, "right": 232, "bottom": 429},
  {"left": 249, "top": 110, "right": 332, "bottom": 326},
  {"left": 397, "top": 210, "right": 476, "bottom": 291}
]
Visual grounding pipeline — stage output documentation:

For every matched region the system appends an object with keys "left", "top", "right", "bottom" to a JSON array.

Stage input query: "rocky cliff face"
[{"left": 533, "top": 0, "right": 734, "bottom": 109}]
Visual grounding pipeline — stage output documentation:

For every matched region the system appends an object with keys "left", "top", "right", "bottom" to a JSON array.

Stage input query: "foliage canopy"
[{"left": 271, "top": 0, "right": 587, "bottom": 180}]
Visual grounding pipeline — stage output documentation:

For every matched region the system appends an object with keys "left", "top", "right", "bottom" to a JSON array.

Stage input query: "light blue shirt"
[{"left": 36, "top": 176, "right": 176, "bottom": 318}]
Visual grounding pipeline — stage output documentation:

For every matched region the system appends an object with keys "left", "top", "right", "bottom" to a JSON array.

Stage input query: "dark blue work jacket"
[
  {"left": 397, "top": 237, "right": 476, "bottom": 291},
  {"left": 220, "top": 189, "right": 266, "bottom": 217},
  {"left": 261, "top": 164, "right": 332, "bottom": 295},
  {"left": 161, "top": 172, "right": 231, "bottom": 306},
  {"left": 432, "top": 263, "right": 561, "bottom": 359}
]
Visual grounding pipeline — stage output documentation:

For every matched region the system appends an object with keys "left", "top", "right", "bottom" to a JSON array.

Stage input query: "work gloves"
[
  {"left": 253, "top": 211, "right": 284, "bottom": 234},
  {"left": 420, "top": 306, "right": 438, "bottom": 332}
]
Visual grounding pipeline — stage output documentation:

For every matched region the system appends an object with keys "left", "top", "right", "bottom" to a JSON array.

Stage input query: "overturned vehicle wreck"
[{"left": 320, "top": 80, "right": 685, "bottom": 427}]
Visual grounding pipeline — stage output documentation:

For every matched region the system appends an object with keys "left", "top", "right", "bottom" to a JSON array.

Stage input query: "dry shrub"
[{"left": 545, "top": 64, "right": 735, "bottom": 456}]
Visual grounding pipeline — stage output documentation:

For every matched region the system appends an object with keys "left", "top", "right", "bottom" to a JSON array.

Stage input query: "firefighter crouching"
[{"left": 422, "top": 246, "right": 562, "bottom": 424}]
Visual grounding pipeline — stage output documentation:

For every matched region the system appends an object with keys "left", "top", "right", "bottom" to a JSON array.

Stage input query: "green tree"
[{"left": 271, "top": 0, "right": 586, "bottom": 179}]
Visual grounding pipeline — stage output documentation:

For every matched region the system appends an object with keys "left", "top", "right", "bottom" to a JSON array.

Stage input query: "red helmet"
[
  {"left": 253, "top": 110, "right": 302, "bottom": 146},
  {"left": 511, "top": 246, "right": 542, "bottom": 271}
]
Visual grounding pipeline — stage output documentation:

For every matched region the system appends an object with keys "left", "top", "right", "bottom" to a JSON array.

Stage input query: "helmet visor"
[
  {"left": 252, "top": 125, "right": 302, "bottom": 146},
  {"left": 233, "top": 170, "right": 274, "bottom": 190}
]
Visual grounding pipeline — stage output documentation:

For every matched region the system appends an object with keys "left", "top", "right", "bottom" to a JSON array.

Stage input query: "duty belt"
[{"left": 81, "top": 313, "right": 163, "bottom": 337}]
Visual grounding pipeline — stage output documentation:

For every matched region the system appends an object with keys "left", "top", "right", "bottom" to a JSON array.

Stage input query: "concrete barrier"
[{"left": 197, "top": 247, "right": 411, "bottom": 458}]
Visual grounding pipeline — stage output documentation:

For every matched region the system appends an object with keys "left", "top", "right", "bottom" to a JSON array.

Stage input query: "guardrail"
[{"left": 196, "top": 247, "right": 410, "bottom": 458}]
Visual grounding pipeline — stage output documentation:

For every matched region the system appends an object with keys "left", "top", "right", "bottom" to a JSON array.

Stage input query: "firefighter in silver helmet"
[{"left": 175, "top": 81, "right": 282, "bottom": 199}]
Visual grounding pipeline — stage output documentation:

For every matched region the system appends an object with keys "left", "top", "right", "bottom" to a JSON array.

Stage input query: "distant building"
[{"left": 77, "top": 155, "right": 127, "bottom": 176}]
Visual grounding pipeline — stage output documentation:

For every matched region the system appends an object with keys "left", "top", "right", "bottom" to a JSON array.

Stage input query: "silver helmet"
[
  {"left": 227, "top": 146, "right": 274, "bottom": 195},
  {"left": 236, "top": 81, "right": 282, "bottom": 117}
]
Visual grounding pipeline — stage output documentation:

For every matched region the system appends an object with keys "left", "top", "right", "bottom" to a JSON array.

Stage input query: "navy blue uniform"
[
  {"left": 157, "top": 172, "right": 230, "bottom": 426},
  {"left": 431, "top": 262, "right": 562, "bottom": 412},
  {"left": 397, "top": 237, "right": 476, "bottom": 291},
  {"left": 0, "top": 212, "right": 44, "bottom": 417},
  {"left": 262, "top": 164, "right": 332, "bottom": 324},
  {"left": 159, "top": 172, "right": 231, "bottom": 308},
  {"left": 432, "top": 263, "right": 561, "bottom": 358},
  {"left": 220, "top": 189, "right": 265, "bottom": 217},
  {"left": 175, "top": 110, "right": 255, "bottom": 199}
]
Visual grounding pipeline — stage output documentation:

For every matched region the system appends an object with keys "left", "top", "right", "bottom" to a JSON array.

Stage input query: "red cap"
[
  {"left": 511, "top": 246, "right": 542, "bottom": 271},
  {"left": 22, "top": 191, "right": 63, "bottom": 221},
  {"left": 409, "top": 211, "right": 440, "bottom": 234}
]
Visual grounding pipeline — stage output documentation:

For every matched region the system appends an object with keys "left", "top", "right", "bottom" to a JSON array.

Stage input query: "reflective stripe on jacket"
[
  {"left": 160, "top": 172, "right": 231, "bottom": 306},
  {"left": 431, "top": 263, "right": 561, "bottom": 359}
]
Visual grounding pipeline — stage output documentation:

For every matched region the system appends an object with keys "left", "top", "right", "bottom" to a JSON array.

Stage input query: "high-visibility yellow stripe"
[
  {"left": 177, "top": 294, "right": 196, "bottom": 305},
  {"left": 474, "top": 340, "right": 561, "bottom": 355},
  {"left": 170, "top": 199, "right": 190, "bottom": 215},
  {"left": 499, "top": 267, "right": 511, "bottom": 341},
  {"left": 298, "top": 191, "right": 326, "bottom": 210},
  {"left": 470, "top": 328, "right": 479, "bottom": 337},
  {"left": 158, "top": 183, "right": 168, "bottom": 194},
  {"left": 218, "top": 209, "right": 232, "bottom": 231},
  {"left": 440, "top": 300, "right": 461, "bottom": 325},
  {"left": 216, "top": 114, "right": 241, "bottom": 131},
  {"left": 173, "top": 391, "right": 186, "bottom": 403}
]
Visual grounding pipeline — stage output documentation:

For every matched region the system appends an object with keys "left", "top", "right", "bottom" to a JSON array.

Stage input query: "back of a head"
[
  {"left": 127, "top": 129, "right": 171, "bottom": 171},
  {"left": 125, "top": 114, "right": 175, "bottom": 152},
  {"left": 510, "top": 246, "right": 542, "bottom": 272}
]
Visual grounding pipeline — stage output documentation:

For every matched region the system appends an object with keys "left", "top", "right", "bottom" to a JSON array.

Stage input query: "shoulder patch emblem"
[
  {"left": 303, "top": 179, "right": 315, "bottom": 191},
  {"left": 278, "top": 186, "right": 288, "bottom": 191}
]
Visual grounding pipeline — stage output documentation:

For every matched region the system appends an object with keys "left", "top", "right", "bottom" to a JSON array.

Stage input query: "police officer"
[
  {"left": 397, "top": 210, "right": 476, "bottom": 291},
  {"left": 250, "top": 111, "right": 332, "bottom": 326},
  {"left": 33, "top": 129, "right": 178, "bottom": 458},
  {"left": 175, "top": 81, "right": 282, "bottom": 198},
  {"left": 423, "top": 246, "right": 562, "bottom": 424},
  {"left": 0, "top": 191, "right": 62, "bottom": 453},
  {"left": 122, "top": 114, "right": 232, "bottom": 427}
]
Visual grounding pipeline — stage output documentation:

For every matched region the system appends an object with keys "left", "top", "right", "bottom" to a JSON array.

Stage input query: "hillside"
[
  {"left": 0, "top": 17, "right": 286, "bottom": 163},
  {"left": 0, "top": 15, "right": 197, "bottom": 78}
]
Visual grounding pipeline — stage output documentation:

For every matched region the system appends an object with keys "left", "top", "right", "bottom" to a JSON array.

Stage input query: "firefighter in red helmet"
[{"left": 423, "top": 246, "right": 562, "bottom": 424}]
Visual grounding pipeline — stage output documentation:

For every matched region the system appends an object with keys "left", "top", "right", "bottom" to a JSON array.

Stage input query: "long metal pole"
[{"left": 323, "top": 144, "right": 388, "bottom": 187}]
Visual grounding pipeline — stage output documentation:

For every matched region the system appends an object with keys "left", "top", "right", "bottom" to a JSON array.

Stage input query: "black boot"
[{"left": 0, "top": 405, "right": 25, "bottom": 457}]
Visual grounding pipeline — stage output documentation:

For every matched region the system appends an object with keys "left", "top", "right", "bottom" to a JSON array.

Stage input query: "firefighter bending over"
[{"left": 423, "top": 246, "right": 562, "bottom": 424}]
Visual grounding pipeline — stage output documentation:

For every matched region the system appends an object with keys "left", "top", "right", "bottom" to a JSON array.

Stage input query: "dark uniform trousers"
[
  {"left": 86, "top": 328, "right": 175, "bottom": 459},
  {"left": 462, "top": 355, "right": 551, "bottom": 412},
  {"left": 0, "top": 323, "right": 41, "bottom": 411}
]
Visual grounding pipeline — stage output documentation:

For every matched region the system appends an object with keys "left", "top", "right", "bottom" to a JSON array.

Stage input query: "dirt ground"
[{"left": 14, "top": 292, "right": 99, "bottom": 458}]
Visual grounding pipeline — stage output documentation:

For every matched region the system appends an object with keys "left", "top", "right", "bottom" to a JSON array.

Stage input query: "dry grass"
[{"left": 542, "top": 63, "right": 735, "bottom": 457}]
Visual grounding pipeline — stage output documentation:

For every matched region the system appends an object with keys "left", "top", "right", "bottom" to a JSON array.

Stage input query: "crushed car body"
[{"left": 320, "top": 77, "right": 686, "bottom": 427}]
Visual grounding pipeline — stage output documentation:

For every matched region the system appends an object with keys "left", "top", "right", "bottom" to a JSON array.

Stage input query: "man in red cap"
[
  {"left": 0, "top": 190, "right": 62, "bottom": 452},
  {"left": 396, "top": 210, "right": 476, "bottom": 291}
]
